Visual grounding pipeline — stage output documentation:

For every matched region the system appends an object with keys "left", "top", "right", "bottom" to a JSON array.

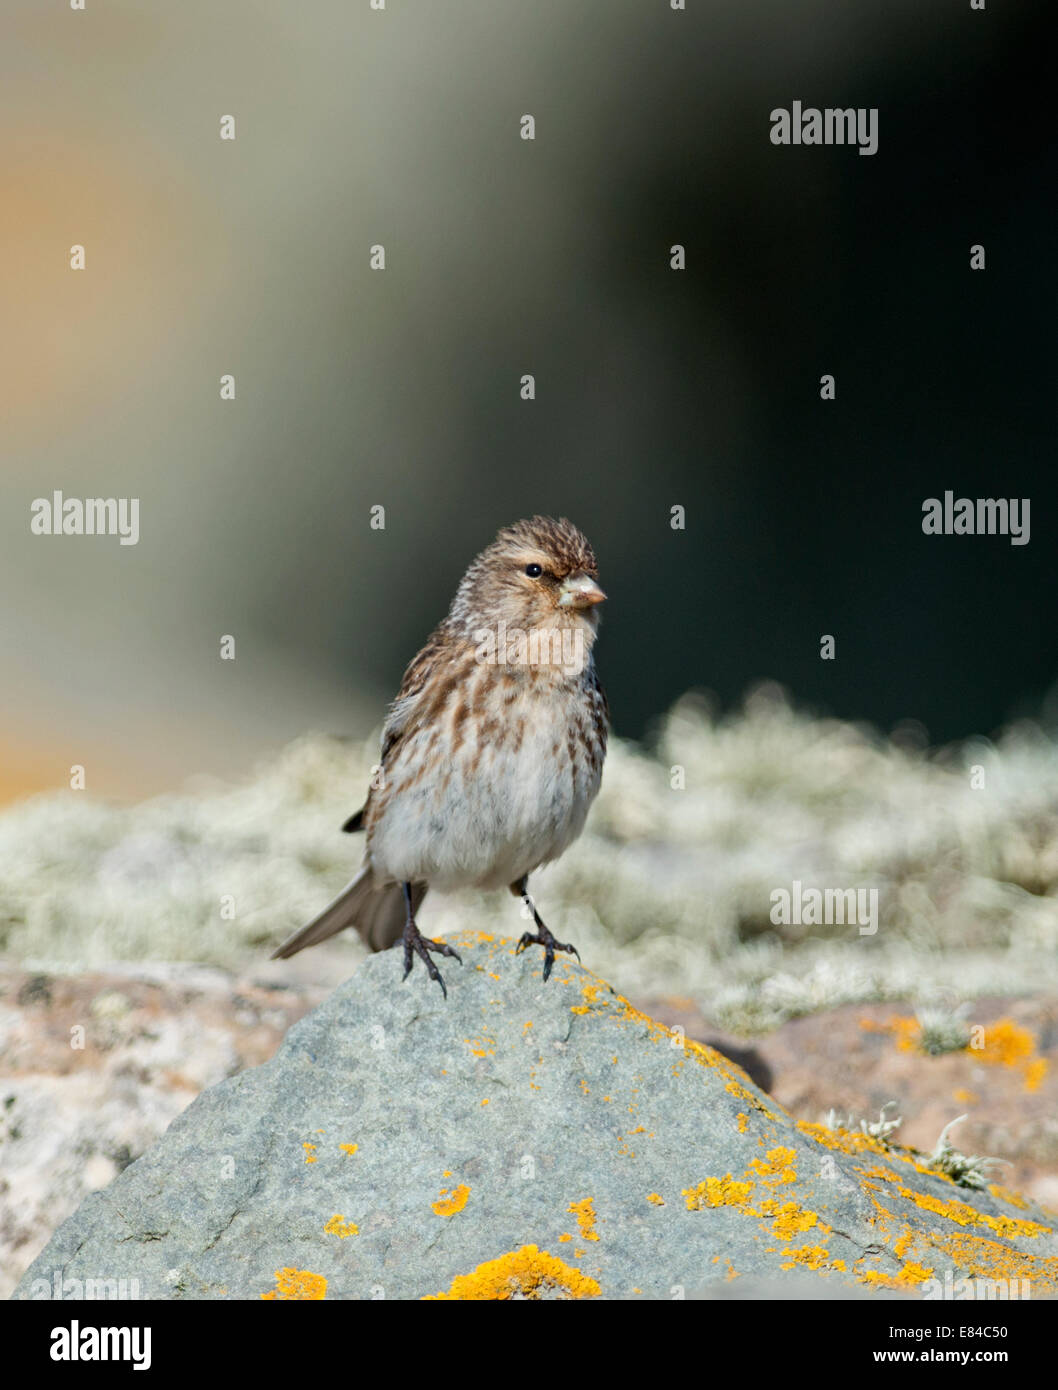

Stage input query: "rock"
[
  {"left": 641, "top": 995, "right": 1058, "bottom": 1211},
  {"left": 0, "top": 963, "right": 325, "bottom": 1298},
  {"left": 15, "top": 935, "right": 1058, "bottom": 1300}
]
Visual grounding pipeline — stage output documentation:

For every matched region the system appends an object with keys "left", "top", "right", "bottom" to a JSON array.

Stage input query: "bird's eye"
[{"left": 525, "top": 563, "right": 543, "bottom": 578}]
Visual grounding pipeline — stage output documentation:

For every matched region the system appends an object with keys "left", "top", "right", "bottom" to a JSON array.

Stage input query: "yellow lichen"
[
  {"left": 425, "top": 1245, "right": 601, "bottom": 1300},
  {"left": 397, "top": 938, "right": 1053, "bottom": 1298},
  {"left": 891, "top": 1183, "right": 1050, "bottom": 1240},
  {"left": 796, "top": 1120, "right": 895, "bottom": 1161},
  {"left": 749, "top": 1147, "right": 798, "bottom": 1187},
  {"left": 432, "top": 1184, "right": 471, "bottom": 1217},
  {"left": 682, "top": 1175, "right": 754, "bottom": 1212},
  {"left": 860, "top": 1175, "right": 1058, "bottom": 1297},
  {"left": 557, "top": 969, "right": 784, "bottom": 1118},
  {"left": 646, "top": 1193, "right": 665, "bottom": 1206},
  {"left": 975, "top": 1019, "right": 1033, "bottom": 1066},
  {"left": 339, "top": 1143, "right": 358, "bottom": 1156},
  {"left": 858, "top": 1261, "right": 934, "bottom": 1290},
  {"left": 261, "top": 1268, "right": 327, "bottom": 1300},
  {"left": 780, "top": 1244, "right": 832, "bottom": 1272},
  {"left": 972, "top": 1020, "right": 1049, "bottom": 1092},
  {"left": 568, "top": 1197, "right": 600, "bottom": 1241},
  {"left": 324, "top": 1214, "right": 359, "bottom": 1238},
  {"left": 871, "top": 1014, "right": 1048, "bottom": 1093},
  {"left": 857, "top": 1163, "right": 901, "bottom": 1185},
  {"left": 760, "top": 1199, "right": 824, "bottom": 1242},
  {"left": 570, "top": 982, "right": 604, "bottom": 1015},
  {"left": 1024, "top": 1058, "right": 1049, "bottom": 1093},
  {"left": 930, "top": 1232, "right": 1058, "bottom": 1296},
  {"left": 893, "top": 1227, "right": 914, "bottom": 1259},
  {"left": 989, "top": 1184, "right": 1029, "bottom": 1211},
  {"left": 890, "top": 1015, "right": 924, "bottom": 1052}
]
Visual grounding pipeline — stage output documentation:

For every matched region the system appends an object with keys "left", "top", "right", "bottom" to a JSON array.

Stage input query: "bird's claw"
[
  {"left": 516, "top": 928, "right": 579, "bottom": 982},
  {"left": 402, "top": 923, "right": 462, "bottom": 998}
]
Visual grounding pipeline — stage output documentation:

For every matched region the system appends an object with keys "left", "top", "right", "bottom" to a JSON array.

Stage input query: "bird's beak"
[{"left": 558, "top": 574, "right": 607, "bottom": 609}]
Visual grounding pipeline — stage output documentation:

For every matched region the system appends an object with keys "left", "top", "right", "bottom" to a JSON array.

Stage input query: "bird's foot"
[
  {"left": 515, "top": 925, "right": 579, "bottom": 983},
  {"left": 402, "top": 920, "right": 462, "bottom": 998}
]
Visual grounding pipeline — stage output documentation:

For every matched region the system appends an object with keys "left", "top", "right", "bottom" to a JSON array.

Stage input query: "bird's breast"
[{"left": 367, "top": 668, "right": 605, "bottom": 892}]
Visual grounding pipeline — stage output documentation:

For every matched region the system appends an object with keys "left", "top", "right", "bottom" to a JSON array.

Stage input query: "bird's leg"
[
  {"left": 401, "top": 882, "right": 461, "bottom": 998},
  {"left": 511, "top": 876, "right": 580, "bottom": 983}
]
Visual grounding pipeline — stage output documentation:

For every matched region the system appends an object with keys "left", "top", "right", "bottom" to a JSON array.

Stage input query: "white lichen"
[
  {"left": 926, "top": 1115, "right": 1009, "bottom": 1190},
  {"left": 826, "top": 1101, "right": 903, "bottom": 1146},
  {"left": 3, "top": 685, "right": 1058, "bottom": 1026},
  {"left": 914, "top": 1001, "right": 973, "bottom": 1056}
]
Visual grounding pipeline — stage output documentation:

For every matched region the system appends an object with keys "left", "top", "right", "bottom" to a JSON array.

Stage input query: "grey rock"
[{"left": 14, "top": 934, "right": 1058, "bottom": 1300}]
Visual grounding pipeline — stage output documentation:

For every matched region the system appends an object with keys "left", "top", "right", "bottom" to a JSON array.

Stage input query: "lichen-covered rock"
[
  {"left": 646, "top": 995, "right": 1058, "bottom": 1212},
  {"left": 0, "top": 964, "right": 326, "bottom": 1298},
  {"left": 15, "top": 934, "right": 1058, "bottom": 1300}
]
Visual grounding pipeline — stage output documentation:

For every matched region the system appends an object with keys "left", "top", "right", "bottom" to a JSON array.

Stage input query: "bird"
[{"left": 271, "top": 516, "right": 608, "bottom": 996}]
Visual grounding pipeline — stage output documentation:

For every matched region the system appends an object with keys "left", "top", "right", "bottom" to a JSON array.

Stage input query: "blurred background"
[
  {"left": 1, "top": 0, "right": 1054, "bottom": 804},
  {"left": 3, "top": 0, "right": 1058, "bottom": 1296}
]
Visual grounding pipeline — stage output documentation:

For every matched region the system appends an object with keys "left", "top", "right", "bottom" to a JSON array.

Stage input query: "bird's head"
[{"left": 451, "top": 516, "right": 606, "bottom": 671}]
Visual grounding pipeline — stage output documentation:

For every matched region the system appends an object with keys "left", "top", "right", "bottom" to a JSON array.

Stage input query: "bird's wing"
[
  {"left": 341, "top": 621, "right": 455, "bottom": 833},
  {"left": 590, "top": 663, "right": 610, "bottom": 730}
]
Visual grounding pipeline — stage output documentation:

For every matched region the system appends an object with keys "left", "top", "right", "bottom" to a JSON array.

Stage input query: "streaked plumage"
[{"left": 272, "top": 516, "right": 608, "bottom": 993}]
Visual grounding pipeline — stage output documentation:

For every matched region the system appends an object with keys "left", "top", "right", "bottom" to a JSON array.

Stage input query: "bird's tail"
[{"left": 271, "top": 866, "right": 427, "bottom": 958}]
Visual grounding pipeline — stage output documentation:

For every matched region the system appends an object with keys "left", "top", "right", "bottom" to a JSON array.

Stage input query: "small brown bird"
[{"left": 272, "top": 516, "right": 608, "bottom": 994}]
